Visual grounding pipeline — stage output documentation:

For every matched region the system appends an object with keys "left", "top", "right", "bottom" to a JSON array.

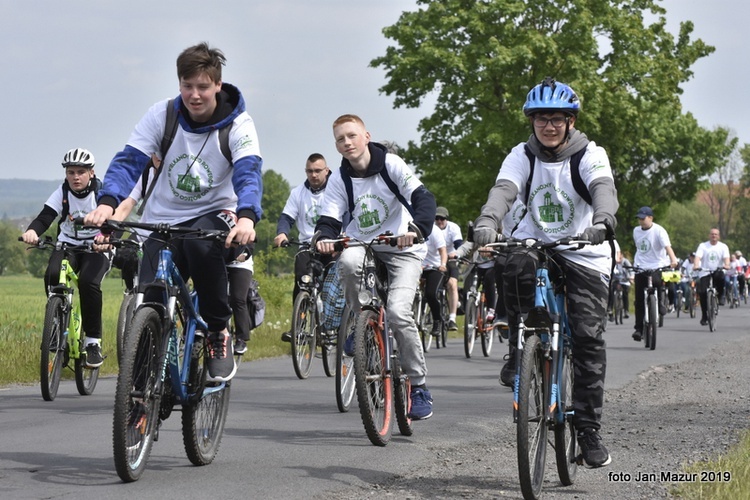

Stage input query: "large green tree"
[{"left": 372, "top": 0, "right": 732, "bottom": 238}]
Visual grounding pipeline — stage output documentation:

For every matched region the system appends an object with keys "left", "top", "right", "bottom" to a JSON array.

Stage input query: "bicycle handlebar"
[
  {"left": 18, "top": 236, "right": 95, "bottom": 251},
  {"left": 484, "top": 236, "right": 592, "bottom": 251},
  {"left": 77, "top": 218, "right": 230, "bottom": 243}
]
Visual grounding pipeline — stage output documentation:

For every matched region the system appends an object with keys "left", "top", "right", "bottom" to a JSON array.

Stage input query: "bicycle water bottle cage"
[{"left": 524, "top": 306, "right": 554, "bottom": 331}]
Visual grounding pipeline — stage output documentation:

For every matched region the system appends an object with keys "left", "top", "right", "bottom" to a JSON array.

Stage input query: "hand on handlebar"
[
  {"left": 473, "top": 226, "right": 499, "bottom": 246},
  {"left": 581, "top": 223, "right": 608, "bottom": 245}
]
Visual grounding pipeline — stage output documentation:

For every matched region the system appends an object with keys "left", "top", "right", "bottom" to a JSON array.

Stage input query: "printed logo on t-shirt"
[
  {"left": 305, "top": 204, "right": 321, "bottom": 228},
  {"left": 529, "top": 183, "right": 575, "bottom": 234},
  {"left": 168, "top": 154, "right": 213, "bottom": 201},
  {"left": 637, "top": 238, "right": 652, "bottom": 253},
  {"left": 355, "top": 194, "right": 390, "bottom": 235}
]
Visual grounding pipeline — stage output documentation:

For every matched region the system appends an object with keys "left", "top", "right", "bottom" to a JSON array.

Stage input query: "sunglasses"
[{"left": 435, "top": 217, "right": 446, "bottom": 221}]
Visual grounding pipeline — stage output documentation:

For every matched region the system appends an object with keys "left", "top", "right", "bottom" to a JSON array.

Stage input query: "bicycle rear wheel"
[
  {"left": 675, "top": 291, "right": 683, "bottom": 319},
  {"left": 440, "top": 293, "right": 448, "bottom": 348},
  {"left": 481, "top": 323, "right": 494, "bottom": 357},
  {"left": 414, "top": 296, "right": 432, "bottom": 353},
  {"left": 647, "top": 294, "right": 657, "bottom": 350},
  {"left": 336, "top": 308, "right": 356, "bottom": 413},
  {"left": 392, "top": 354, "right": 413, "bottom": 436},
  {"left": 464, "top": 298, "right": 477, "bottom": 358},
  {"left": 112, "top": 307, "right": 162, "bottom": 482},
  {"left": 75, "top": 347, "right": 99, "bottom": 395},
  {"left": 517, "top": 334, "right": 547, "bottom": 500},
  {"left": 291, "top": 291, "right": 316, "bottom": 379},
  {"left": 614, "top": 290, "right": 624, "bottom": 325},
  {"left": 353, "top": 309, "right": 393, "bottom": 447},
  {"left": 554, "top": 347, "right": 577, "bottom": 486},
  {"left": 116, "top": 292, "right": 135, "bottom": 364},
  {"left": 40, "top": 296, "right": 66, "bottom": 402},
  {"left": 182, "top": 334, "right": 231, "bottom": 466}
]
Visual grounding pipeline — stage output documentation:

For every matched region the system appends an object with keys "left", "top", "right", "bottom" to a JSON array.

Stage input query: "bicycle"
[
  {"left": 694, "top": 269, "right": 719, "bottom": 332},
  {"left": 283, "top": 241, "right": 338, "bottom": 379},
  {"left": 100, "top": 220, "right": 233, "bottom": 482},
  {"left": 21, "top": 237, "right": 102, "bottom": 401},
  {"left": 461, "top": 258, "right": 496, "bottom": 358},
  {"left": 489, "top": 236, "right": 591, "bottom": 500},
  {"left": 628, "top": 265, "right": 671, "bottom": 351},
  {"left": 113, "top": 238, "right": 143, "bottom": 365},
  {"left": 335, "top": 305, "right": 357, "bottom": 413},
  {"left": 610, "top": 278, "right": 628, "bottom": 325},
  {"left": 320, "top": 229, "right": 420, "bottom": 447},
  {"left": 414, "top": 267, "right": 448, "bottom": 352},
  {"left": 727, "top": 274, "right": 741, "bottom": 309}
]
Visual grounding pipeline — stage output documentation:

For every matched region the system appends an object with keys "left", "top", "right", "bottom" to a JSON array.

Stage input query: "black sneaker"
[
  {"left": 280, "top": 331, "right": 292, "bottom": 343},
  {"left": 430, "top": 320, "right": 442, "bottom": 338},
  {"left": 499, "top": 348, "right": 516, "bottom": 387},
  {"left": 577, "top": 428, "right": 612, "bottom": 468},
  {"left": 632, "top": 330, "right": 642, "bottom": 341},
  {"left": 234, "top": 338, "right": 248, "bottom": 355},
  {"left": 700, "top": 318, "right": 708, "bottom": 326},
  {"left": 447, "top": 320, "right": 458, "bottom": 331},
  {"left": 85, "top": 343, "right": 104, "bottom": 368},
  {"left": 207, "top": 332, "right": 237, "bottom": 382}
]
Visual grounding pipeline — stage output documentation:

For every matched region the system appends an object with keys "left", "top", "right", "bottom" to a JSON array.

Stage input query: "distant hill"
[{"left": 0, "top": 179, "right": 63, "bottom": 219}]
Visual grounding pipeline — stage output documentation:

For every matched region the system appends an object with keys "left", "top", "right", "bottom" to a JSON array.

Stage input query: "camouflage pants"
[{"left": 503, "top": 249, "right": 608, "bottom": 431}]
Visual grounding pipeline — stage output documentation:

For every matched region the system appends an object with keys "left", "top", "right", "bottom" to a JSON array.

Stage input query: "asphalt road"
[{"left": 1, "top": 302, "right": 748, "bottom": 499}]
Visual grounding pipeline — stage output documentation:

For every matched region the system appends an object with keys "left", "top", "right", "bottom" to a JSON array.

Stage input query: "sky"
[{"left": 1, "top": 0, "right": 747, "bottom": 189}]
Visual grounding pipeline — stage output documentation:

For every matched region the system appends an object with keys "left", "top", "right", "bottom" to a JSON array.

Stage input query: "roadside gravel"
[{"left": 325, "top": 335, "right": 750, "bottom": 499}]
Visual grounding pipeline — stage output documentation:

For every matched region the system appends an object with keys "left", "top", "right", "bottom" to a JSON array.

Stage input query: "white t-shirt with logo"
[
  {"left": 44, "top": 186, "right": 99, "bottom": 244},
  {"left": 423, "top": 224, "right": 446, "bottom": 268},
  {"left": 322, "top": 156, "right": 426, "bottom": 257},
  {"left": 695, "top": 240, "right": 730, "bottom": 276},
  {"left": 633, "top": 222, "right": 672, "bottom": 269},
  {"left": 439, "top": 220, "right": 462, "bottom": 254},
  {"left": 127, "top": 99, "right": 262, "bottom": 224},
  {"left": 281, "top": 184, "right": 326, "bottom": 243},
  {"left": 497, "top": 142, "right": 613, "bottom": 275}
]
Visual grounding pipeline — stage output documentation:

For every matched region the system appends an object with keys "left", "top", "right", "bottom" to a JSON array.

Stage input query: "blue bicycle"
[
  {"left": 490, "top": 236, "right": 592, "bottom": 500},
  {"left": 101, "top": 220, "right": 233, "bottom": 482}
]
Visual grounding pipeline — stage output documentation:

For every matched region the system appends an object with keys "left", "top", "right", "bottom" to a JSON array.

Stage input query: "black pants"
[
  {"left": 227, "top": 266, "right": 253, "bottom": 341},
  {"left": 293, "top": 247, "right": 332, "bottom": 301},
  {"left": 139, "top": 211, "right": 232, "bottom": 332},
  {"left": 468, "top": 265, "right": 496, "bottom": 315},
  {"left": 45, "top": 248, "right": 110, "bottom": 340},
  {"left": 698, "top": 269, "right": 725, "bottom": 320},
  {"left": 633, "top": 270, "right": 665, "bottom": 331},
  {"left": 422, "top": 268, "right": 446, "bottom": 322}
]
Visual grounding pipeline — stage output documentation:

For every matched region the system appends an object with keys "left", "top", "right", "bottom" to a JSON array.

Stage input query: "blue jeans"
[{"left": 337, "top": 247, "right": 427, "bottom": 386}]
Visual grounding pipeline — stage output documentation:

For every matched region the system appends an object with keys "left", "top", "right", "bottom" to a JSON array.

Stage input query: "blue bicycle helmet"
[{"left": 523, "top": 77, "right": 580, "bottom": 116}]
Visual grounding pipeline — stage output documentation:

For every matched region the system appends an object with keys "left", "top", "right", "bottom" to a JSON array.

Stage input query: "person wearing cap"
[
  {"left": 694, "top": 228, "right": 730, "bottom": 324},
  {"left": 632, "top": 206, "right": 678, "bottom": 341},
  {"left": 434, "top": 206, "right": 464, "bottom": 331}
]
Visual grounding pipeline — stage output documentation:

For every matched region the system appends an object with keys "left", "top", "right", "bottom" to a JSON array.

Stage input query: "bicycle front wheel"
[
  {"left": 182, "top": 334, "right": 231, "bottom": 466},
  {"left": 291, "top": 291, "right": 316, "bottom": 379},
  {"left": 647, "top": 294, "right": 658, "bottom": 350},
  {"left": 113, "top": 307, "right": 162, "bottom": 482},
  {"left": 335, "top": 308, "right": 356, "bottom": 413},
  {"left": 675, "top": 291, "right": 683, "bottom": 319},
  {"left": 40, "top": 296, "right": 66, "bottom": 402},
  {"left": 116, "top": 292, "right": 135, "bottom": 364},
  {"left": 321, "top": 330, "right": 337, "bottom": 377},
  {"left": 392, "top": 354, "right": 413, "bottom": 437},
  {"left": 708, "top": 291, "right": 718, "bottom": 332},
  {"left": 688, "top": 287, "right": 696, "bottom": 318},
  {"left": 75, "top": 348, "right": 99, "bottom": 395},
  {"left": 464, "top": 298, "right": 477, "bottom": 358},
  {"left": 614, "top": 291, "right": 624, "bottom": 325},
  {"left": 554, "top": 348, "right": 577, "bottom": 486},
  {"left": 517, "top": 334, "right": 547, "bottom": 500},
  {"left": 481, "top": 323, "right": 494, "bottom": 357},
  {"left": 354, "top": 309, "right": 393, "bottom": 447}
]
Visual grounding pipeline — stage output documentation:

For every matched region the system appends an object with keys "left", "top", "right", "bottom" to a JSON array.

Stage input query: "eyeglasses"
[
  {"left": 533, "top": 116, "right": 568, "bottom": 128},
  {"left": 435, "top": 217, "right": 446, "bottom": 221}
]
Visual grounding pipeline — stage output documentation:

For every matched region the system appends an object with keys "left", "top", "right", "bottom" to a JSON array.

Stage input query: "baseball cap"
[
  {"left": 636, "top": 206, "right": 653, "bottom": 219},
  {"left": 436, "top": 207, "right": 449, "bottom": 219}
]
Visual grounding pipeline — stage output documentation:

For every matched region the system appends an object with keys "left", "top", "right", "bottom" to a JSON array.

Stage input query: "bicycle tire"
[
  {"left": 464, "top": 298, "right": 477, "bottom": 358},
  {"left": 414, "top": 295, "right": 430, "bottom": 353},
  {"left": 335, "top": 308, "right": 357, "bottom": 413},
  {"left": 554, "top": 347, "right": 577, "bottom": 486},
  {"left": 675, "top": 291, "right": 682, "bottom": 319},
  {"left": 657, "top": 290, "right": 665, "bottom": 328},
  {"left": 116, "top": 292, "right": 135, "bottom": 365},
  {"left": 440, "top": 293, "right": 448, "bottom": 348},
  {"left": 182, "top": 335, "right": 231, "bottom": 466},
  {"left": 708, "top": 291, "right": 718, "bottom": 332},
  {"left": 421, "top": 302, "right": 434, "bottom": 352},
  {"left": 614, "top": 290, "right": 624, "bottom": 325},
  {"left": 291, "top": 291, "right": 316, "bottom": 379},
  {"left": 481, "top": 321, "right": 494, "bottom": 357},
  {"left": 353, "top": 309, "right": 393, "bottom": 447},
  {"left": 392, "top": 354, "right": 413, "bottom": 436},
  {"left": 517, "top": 334, "right": 547, "bottom": 500},
  {"left": 112, "top": 307, "right": 162, "bottom": 482},
  {"left": 688, "top": 287, "right": 696, "bottom": 318},
  {"left": 40, "top": 296, "right": 66, "bottom": 402},
  {"left": 321, "top": 332, "right": 336, "bottom": 377},
  {"left": 647, "top": 294, "right": 658, "bottom": 350},
  {"left": 75, "top": 349, "right": 99, "bottom": 395}
]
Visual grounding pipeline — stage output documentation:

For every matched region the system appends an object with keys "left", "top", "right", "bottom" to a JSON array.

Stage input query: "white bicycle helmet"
[{"left": 62, "top": 148, "right": 96, "bottom": 168}]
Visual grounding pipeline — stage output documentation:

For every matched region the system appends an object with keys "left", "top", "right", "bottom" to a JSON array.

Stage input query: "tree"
[
  {"left": 371, "top": 0, "right": 731, "bottom": 237},
  {"left": 255, "top": 169, "right": 295, "bottom": 275},
  {"left": 0, "top": 221, "right": 27, "bottom": 275}
]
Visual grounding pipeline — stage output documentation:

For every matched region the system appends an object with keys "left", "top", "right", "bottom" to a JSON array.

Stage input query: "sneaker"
[
  {"left": 624, "top": 312, "right": 630, "bottom": 319},
  {"left": 499, "top": 348, "right": 516, "bottom": 387},
  {"left": 668, "top": 304, "right": 674, "bottom": 314},
  {"left": 447, "top": 320, "right": 458, "bottom": 331},
  {"left": 577, "top": 428, "right": 612, "bottom": 468},
  {"left": 85, "top": 343, "right": 104, "bottom": 368},
  {"left": 343, "top": 330, "right": 355, "bottom": 357},
  {"left": 408, "top": 387, "right": 433, "bottom": 420},
  {"left": 632, "top": 331, "right": 642, "bottom": 342},
  {"left": 700, "top": 318, "right": 708, "bottom": 326},
  {"left": 207, "top": 332, "right": 237, "bottom": 382},
  {"left": 280, "top": 331, "right": 292, "bottom": 343},
  {"left": 719, "top": 297, "right": 725, "bottom": 306},
  {"left": 485, "top": 308, "right": 495, "bottom": 324},
  {"left": 430, "top": 320, "right": 442, "bottom": 338},
  {"left": 234, "top": 338, "right": 248, "bottom": 355},
  {"left": 608, "top": 313, "right": 614, "bottom": 322}
]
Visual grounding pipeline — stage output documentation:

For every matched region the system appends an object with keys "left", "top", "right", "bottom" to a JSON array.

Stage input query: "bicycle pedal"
[{"left": 574, "top": 454, "right": 584, "bottom": 466}]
